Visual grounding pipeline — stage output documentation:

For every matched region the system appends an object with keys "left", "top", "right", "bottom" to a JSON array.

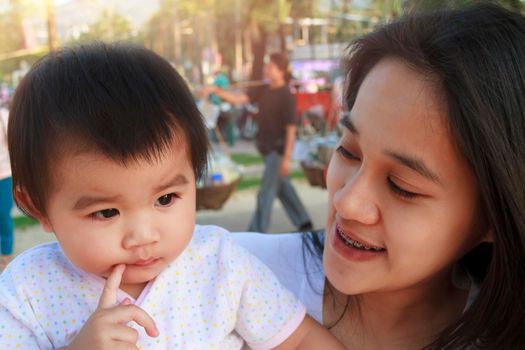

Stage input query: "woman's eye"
[
  {"left": 387, "top": 178, "right": 418, "bottom": 199},
  {"left": 156, "top": 193, "right": 178, "bottom": 207},
  {"left": 91, "top": 208, "right": 119, "bottom": 220},
  {"left": 337, "top": 146, "right": 360, "bottom": 161}
]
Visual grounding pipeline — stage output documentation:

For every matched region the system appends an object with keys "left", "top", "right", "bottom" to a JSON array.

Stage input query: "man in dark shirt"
[{"left": 208, "top": 53, "right": 313, "bottom": 232}]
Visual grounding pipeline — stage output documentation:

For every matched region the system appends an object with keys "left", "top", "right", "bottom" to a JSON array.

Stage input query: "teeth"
[{"left": 337, "top": 227, "right": 384, "bottom": 252}]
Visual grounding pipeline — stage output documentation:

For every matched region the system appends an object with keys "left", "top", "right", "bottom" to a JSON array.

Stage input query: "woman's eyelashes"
[
  {"left": 337, "top": 145, "right": 420, "bottom": 200},
  {"left": 387, "top": 177, "right": 418, "bottom": 199},
  {"left": 337, "top": 145, "right": 360, "bottom": 161}
]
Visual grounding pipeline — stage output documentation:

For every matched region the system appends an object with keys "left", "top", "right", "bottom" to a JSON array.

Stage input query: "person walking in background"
[
  {"left": 0, "top": 107, "right": 13, "bottom": 271},
  {"left": 206, "top": 53, "right": 313, "bottom": 233}
]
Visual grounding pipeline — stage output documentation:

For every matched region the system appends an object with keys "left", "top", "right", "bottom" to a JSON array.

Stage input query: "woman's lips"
[
  {"left": 336, "top": 225, "right": 386, "bottom": 251},
  {"left": 331, "top": 224, "right": 386, "bottom": 262}
]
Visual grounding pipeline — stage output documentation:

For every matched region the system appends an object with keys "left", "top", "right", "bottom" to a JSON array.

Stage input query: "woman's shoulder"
[
  {"left": 232, "top": 231, "right": 326, "bottom": 322},
  {"left": 232, "top": 231, "right": 322, "bottom": 270}
]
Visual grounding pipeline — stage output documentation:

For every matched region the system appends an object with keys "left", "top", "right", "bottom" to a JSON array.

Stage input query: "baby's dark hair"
[{"left": 8, "top": 42, "right": 209, "bottom": 217}]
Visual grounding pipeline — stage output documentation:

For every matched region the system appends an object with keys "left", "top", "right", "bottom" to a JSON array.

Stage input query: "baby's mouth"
[
  {"left": 336, "top": 225, "right": 386, "bottom": 252},
  {"left": 132, "top": 257, "right": 160, "bottom": 266}
]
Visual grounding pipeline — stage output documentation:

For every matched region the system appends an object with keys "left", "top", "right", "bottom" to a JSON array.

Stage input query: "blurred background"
[
  {"left": 0, "top": 0, "right": 522, "bottom": 94},
  {"left": 0, "top": 0, "right": 524, "bottom": 255}
]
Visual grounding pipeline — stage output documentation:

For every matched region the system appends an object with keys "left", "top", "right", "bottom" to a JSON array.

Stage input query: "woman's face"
[{"left": 324, "top": 58, "right": 489, "bottom": 296}]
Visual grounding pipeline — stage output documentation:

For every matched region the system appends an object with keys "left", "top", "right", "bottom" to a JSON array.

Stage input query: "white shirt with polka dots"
[{"left": 0, "top": 225, "right": 306, "bottom": 349}]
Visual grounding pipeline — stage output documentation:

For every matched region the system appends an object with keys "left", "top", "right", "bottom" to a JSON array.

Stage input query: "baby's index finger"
[{"left": 97, "top": 264, "right": 126, "bottom": 310}]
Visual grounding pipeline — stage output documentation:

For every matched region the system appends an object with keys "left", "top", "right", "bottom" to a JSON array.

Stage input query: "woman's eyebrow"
[
  {"left": 340, "top": 112, "right": 359, "bottom": 135},
  {"left": 385, "top": 151, "right": 442, "bottom": 184},
  {"left": 341, "top": 111, "right": 441, "bottom": 184}
]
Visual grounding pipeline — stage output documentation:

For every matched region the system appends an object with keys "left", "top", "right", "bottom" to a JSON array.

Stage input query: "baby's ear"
[{"left": 14, "top": 187, "right": 53, "bottom": 233}]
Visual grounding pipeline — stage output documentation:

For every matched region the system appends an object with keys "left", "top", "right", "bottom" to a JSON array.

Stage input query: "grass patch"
[
  {"left": 237, "top": 169, "right": 305, "bottom": 191},
  {"left": 13, "top": 215, "right": 39, "bottom": 229},
  {"left": 237, "top": 177, "right": 262, "bottom": 191},
  {"left": 290, "top": 169, "right": 306, "bottom": 180},
  {"left": 230, "top": 153, "right": 263, "bottom": 166}
]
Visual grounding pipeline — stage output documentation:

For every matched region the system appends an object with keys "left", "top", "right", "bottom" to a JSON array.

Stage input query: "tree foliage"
[{"left": 76, "top": 9, "right": 134, "bottom": 43}]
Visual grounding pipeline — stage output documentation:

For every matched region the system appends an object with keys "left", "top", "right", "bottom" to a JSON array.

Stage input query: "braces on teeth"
[{"left": 338, "top": 228, "right": 385, "bottom": 252}]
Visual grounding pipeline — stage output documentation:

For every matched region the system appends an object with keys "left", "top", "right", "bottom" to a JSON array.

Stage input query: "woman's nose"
[{"left": 333, "top": 170, "right": 380, "bottom": 225}]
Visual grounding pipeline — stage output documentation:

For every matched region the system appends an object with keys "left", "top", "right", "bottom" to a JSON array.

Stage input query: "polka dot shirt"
[{"left": 0, "top": 225, "right": 305, "bottom": 349}]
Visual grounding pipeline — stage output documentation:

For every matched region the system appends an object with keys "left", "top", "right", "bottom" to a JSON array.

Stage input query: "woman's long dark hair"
[{"left": 338, "top": 3, "right": 525, "bottom": 349}]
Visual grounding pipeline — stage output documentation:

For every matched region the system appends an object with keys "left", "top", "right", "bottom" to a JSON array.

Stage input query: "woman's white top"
[
  {"left": 233, "top": 232, "right": 480, "bottom": 325},
  {"left": 233, "top": 232, "right": 325, "bottom": 323}
]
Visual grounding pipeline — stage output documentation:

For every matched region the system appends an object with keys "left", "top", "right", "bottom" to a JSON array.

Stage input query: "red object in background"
[
  {"left": 294, "top": 91, "right": 333, "bottom": 118},
  {"left": 294, "top": 91, "right": 340, "bottom": 131},
  {"left": 295, "top": 91, "right": 341, "bottom": 130}
]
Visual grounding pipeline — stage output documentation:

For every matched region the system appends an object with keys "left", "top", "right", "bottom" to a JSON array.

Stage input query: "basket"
[
  {"left": 196, "top": 178, "right": 240, "bottom": 210},
  {"left": 301, "top": 162, "right": 326, "bottom": 189}
]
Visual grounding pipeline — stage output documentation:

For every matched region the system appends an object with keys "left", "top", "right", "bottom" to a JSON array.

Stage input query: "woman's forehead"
[
  {"left": 353, "top": 59, "right": 447, "bottom": 133},
  {"left": 349, "top": 58, "right": 474, "bottom": 186}
]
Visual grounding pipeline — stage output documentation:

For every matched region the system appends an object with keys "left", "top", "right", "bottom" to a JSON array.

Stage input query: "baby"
[{"left": 0, "top": 43, "right": 342, "bottom": 349}]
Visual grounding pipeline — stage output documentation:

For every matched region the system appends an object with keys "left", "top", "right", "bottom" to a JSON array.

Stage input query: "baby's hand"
[{"left": 64, "top": 264, "right": 159, "bottom": 350}]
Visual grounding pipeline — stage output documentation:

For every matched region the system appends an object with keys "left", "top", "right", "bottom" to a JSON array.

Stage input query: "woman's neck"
[{"left": 324, "top": 270, "right": 469, "bottom": 349}]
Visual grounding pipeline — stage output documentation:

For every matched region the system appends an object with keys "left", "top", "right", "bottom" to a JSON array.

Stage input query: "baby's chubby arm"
[
  {"left": 274, "top": 314, "right": 345, "bottom": 350},
  {"left": 57, "top": 264, "right": 159, "bottom": 350}
]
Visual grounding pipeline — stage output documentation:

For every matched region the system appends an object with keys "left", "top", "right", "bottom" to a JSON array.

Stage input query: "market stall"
[
  {"left": 197, "top": 99, "right": 241, "bottom": 210},
  {"left": 294, "top": 134, "right": 338, "bottom": 189}
]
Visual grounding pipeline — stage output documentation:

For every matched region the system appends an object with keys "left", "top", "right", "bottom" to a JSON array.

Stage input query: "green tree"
[
  {"left": 76, "top": 9, "right": 134, "bottom": 43},
  {"left": 0, "top": 0, "right": 47, "bottom": 80},
  {"left": 0, "top": 0, "right": 24, "bottom": 54}
]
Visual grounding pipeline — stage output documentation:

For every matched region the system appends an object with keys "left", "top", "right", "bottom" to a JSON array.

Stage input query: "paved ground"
[{"left": 11, "top": 139, "right": 329, "bottom": 257}]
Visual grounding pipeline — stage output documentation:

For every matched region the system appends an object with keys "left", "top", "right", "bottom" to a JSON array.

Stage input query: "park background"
[{"left": 0, "top": 0, "right": 523, "bottom": 256}]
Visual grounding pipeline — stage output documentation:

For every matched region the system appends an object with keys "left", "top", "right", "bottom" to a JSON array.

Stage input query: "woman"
[{"left": 235, "top": 4, "right": 525, "bottom": 349}]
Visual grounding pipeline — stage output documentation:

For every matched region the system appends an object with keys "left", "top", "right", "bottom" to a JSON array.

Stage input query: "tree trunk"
[
  {"left": 250, "top": 23, "right": 267, "bottom": 82},
  {"left": 278, "top": 23, "right": 286, "bottom": 53}
]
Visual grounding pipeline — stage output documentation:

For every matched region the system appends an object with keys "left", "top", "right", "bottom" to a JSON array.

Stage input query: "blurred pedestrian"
[
  {"left": 0, "top": 107, "right": 13, "bottom": 270},
  {"left": 207, "top": 53, "right": 313, "bottom": 232}
]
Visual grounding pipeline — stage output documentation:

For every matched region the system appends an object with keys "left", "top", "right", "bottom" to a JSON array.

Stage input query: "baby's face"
[{"left": 39, "top": 138, "right": 196, "bottom": 298}]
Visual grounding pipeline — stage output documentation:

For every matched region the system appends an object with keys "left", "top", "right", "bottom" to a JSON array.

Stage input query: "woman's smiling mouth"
[
  {"left": 336, "top": 225, "right": 386, "bottom": 252},
  {"left": 330, "top": 224, "right": 387, "bottom": 262}
]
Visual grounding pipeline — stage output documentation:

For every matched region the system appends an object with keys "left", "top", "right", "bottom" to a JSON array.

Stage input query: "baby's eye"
[
  {"left": 91, "top": 208, "right": 119, "bottom": 220},
  {"left": 156, "top": 193, "right": 178, "bottom": 207}
]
